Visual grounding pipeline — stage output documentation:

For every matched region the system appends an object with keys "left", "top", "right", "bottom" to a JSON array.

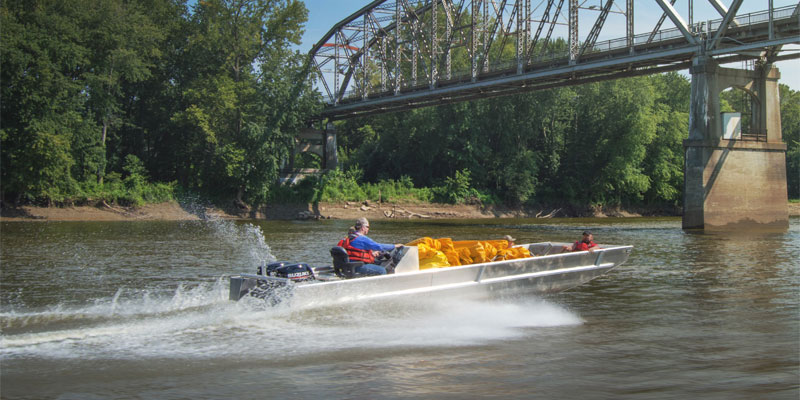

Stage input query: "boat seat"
[{"left": 330, "top": 246, "right": 364, "bottom": 279}]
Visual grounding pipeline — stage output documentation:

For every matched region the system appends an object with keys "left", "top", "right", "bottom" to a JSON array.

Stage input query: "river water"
[{"left": 1, "top": 216, "right": 798, "bottom": 399}]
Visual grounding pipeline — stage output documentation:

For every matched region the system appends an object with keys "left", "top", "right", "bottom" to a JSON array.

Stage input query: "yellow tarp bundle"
[
  {"left": 406, "top": 237, "right": 532, "bottom": 269},
  {"left": 406, "top": 237, "right": 457, "bottom": 269}
]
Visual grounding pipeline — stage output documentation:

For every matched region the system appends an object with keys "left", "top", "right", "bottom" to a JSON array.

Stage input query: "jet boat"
[{"left": 229, "top": 242, "right": 632, "bottom": 306}]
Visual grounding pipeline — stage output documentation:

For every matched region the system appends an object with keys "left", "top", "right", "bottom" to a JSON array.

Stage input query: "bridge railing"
[
  {"left": 741, "top": 132, "right": 768, "bottom": 142},
  {"left": 588, "top": 6, "right": 796, "bottom": 56},
  {"left": 320, "top": 5, "right": 798, "bottom": 107}
]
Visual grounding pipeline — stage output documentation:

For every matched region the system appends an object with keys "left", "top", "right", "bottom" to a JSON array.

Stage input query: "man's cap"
[{"left": 503, "top": 235, "right": 516, "bottom": 242}]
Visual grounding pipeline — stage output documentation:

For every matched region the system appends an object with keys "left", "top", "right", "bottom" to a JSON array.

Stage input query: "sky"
[{"left": 299, "top": 0, "right": 799, "bottom": 91}]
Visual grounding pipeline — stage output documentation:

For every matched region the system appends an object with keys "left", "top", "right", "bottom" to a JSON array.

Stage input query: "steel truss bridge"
[{"left": 309, "top": 1, "right": 800, "bottom": 120}]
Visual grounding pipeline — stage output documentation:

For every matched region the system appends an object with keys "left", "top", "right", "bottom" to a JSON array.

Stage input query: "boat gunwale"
[{"left": 235, "top": 242, "right": 633, "bottom": 288}]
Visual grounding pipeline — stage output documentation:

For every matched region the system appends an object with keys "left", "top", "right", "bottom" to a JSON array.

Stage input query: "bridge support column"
[
  {"left": 280, "top": 125, "right": 338, "bottom": 185},
  {"left": 683, "top": 56, "right": 788, "bottom": 230},
  {"left": 324, "top": 122, "right": 338, "bottom": 169}
]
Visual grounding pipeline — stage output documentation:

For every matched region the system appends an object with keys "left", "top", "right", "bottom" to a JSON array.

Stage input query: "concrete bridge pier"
[
  {"left": 280, "top": 123, "right": 338, "bottom": 184},
  {"left": 683, "top": 56, "right": 788, "bottom": 230}
]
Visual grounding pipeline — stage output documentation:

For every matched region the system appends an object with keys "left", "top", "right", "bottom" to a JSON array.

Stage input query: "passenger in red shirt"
[{"left": 562, "top": 231, "right": 599, "bottom": 253}]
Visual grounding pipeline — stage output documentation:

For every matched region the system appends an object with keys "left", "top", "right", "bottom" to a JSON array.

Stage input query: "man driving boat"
[{"left": 338, "top": 217, "right": 402, "bottom": 275}]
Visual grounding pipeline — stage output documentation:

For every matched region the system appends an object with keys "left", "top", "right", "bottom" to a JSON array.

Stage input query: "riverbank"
[
  {"left": 0, "top": 201, "right": 538, "bottom": 221},
  {"left": 2, "top": 201, "right": 797, "bottom": 221}
]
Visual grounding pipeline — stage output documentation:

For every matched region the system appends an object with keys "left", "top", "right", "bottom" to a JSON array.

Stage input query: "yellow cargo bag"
[
  {"left": 407, "top": 237, "right": 532, "bottom": 269},
  {"left": 407, "top": 237, "right": 457, "bottom": 268},
  {"left": 495, "top": 246, "right": 532, "bottom": 260}
]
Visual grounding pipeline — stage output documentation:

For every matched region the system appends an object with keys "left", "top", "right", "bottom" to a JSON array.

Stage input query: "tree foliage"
[
  {"left": 781, "top": 84, "right": 800, "bottom": 199},
  {"left": 337, "top": 72, "right": 702, "bottom": 207},
  {"left": 1, "top": 0, "right": 797, "bottom": 208},
  {"left": 1, "top": 0, "right": 315, "bottom": 206}
]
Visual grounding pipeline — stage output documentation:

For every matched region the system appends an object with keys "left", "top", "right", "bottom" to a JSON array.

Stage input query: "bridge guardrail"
[{"left": 320, "top": 5, "right": 799, "bottom": 107}]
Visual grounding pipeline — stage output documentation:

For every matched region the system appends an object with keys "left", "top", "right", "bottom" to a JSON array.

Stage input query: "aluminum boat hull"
[{"left": 230, "top": 242, "right": 632, "bottom": 307}]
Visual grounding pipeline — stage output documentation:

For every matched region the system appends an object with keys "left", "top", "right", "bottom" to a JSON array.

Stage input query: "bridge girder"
[{"left": 309, "top": 1, "right": 800, "bottom": 120}]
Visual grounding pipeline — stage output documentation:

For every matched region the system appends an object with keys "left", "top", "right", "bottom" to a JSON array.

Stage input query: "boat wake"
[
  {"left": 1, "top": 285, "right": 581, "bottom": 361},
  {"left": 2, "top": 217, "right": 584, "bottom": 362}
]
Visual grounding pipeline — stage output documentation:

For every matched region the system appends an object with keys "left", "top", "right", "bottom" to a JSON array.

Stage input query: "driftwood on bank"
[
  {"left": 536, "top": 208, "right": 561, "bottom": 218},
  {"left": 100, "top": 200, "right": 130, "bottom": 215},
  {"left": 383, "top": 206, "right": 431, "bottom": 219}
]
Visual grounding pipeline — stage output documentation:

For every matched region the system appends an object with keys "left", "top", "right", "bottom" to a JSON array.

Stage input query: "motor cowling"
[
  {"left": 264, "top": 262, "right": 315, "bottom": 282},
  {"left": 258, "top": 261, "right": 289, "bottom": 276}
]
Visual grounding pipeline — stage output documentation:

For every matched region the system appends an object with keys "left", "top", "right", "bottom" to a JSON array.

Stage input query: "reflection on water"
[{"left": 1, "top": 217, "right": 798, "bottom": 399}]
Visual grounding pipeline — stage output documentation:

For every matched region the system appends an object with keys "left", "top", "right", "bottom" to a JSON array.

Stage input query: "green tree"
[
  {"left": 172, "top": 0, "right": 314, "bottom": 205},
  {"left": 556, "top": 77, "right": 657, "bottom": 206},
  {"left": 781, "top": 84, "right": 800, "bottom": 199},
  {"left": 642, "top": 72, "right": 689, "bottom": 205},
  {"left": 81, "top": 0, "right": 164, "bottom": 184},
  {"left": 1, "top": 0, "right": 87, "bottom": 203},
  {"left": 1, "top": 0, "right": 170, "bottom": 203},
  {"left": 109, "top": 0, "right": 189, "bottom": 185}
]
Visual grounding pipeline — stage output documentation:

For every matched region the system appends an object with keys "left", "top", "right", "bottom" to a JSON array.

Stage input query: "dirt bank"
[
  {"left": 2, "top": 201, "right": 796, "bottom": 222},
  {"left": 0, "top": 202, "right": 238, "bottom": 221},
  {"left": 264, "top": 201, "right": 670, "bottom": 220},
  {"left": 0, "top": 201, "right": 510, "bottom": 221}
]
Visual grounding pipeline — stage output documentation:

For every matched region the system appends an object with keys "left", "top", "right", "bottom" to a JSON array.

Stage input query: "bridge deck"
[{"left": 311, "top": 3, "right": 799, "bottom": 120}]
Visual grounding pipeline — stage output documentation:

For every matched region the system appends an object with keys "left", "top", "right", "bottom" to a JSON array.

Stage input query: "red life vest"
[
  {"left": 338, "top": 236, "right": 375, "bottom": 264},
  {"left": 573, "top": 240, "right": 597, "bottom": 252}
]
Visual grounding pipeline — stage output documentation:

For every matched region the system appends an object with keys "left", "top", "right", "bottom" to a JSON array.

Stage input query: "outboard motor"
[
  {"left": 233, "top": 261, "right": 315, "bottom": 303},
  {"left": 258, "top": 261, "right": 289, "bottom": 276},
  {"left": 266, "top": 262, "right": 315, "bottom": 282}
]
